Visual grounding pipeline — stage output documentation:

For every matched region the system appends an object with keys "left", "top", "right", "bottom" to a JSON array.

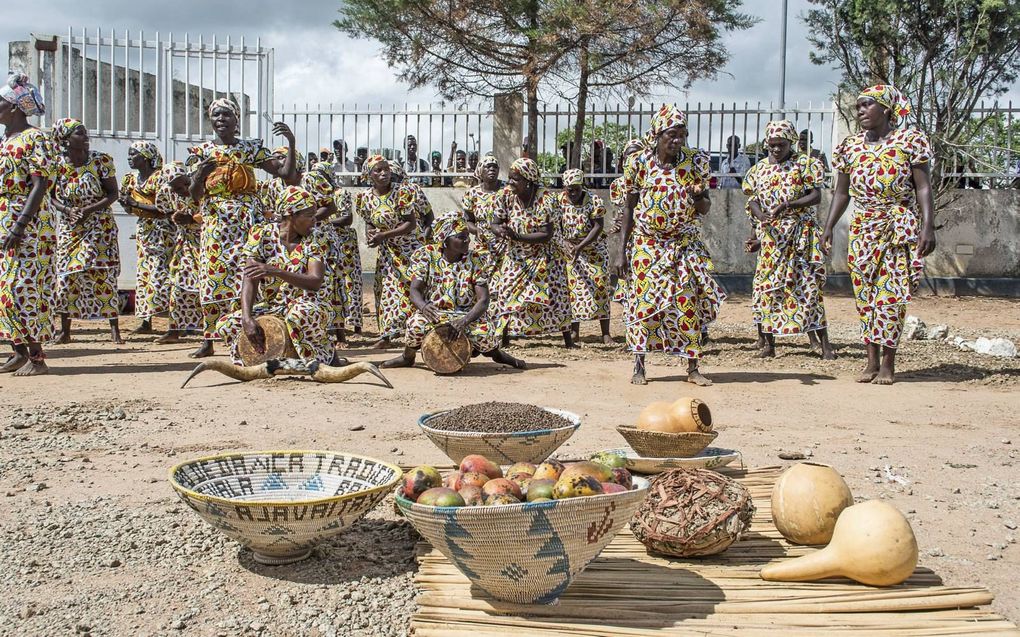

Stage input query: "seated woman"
[
  {"left": 382, "top": 213, "right": 525, "bottom": 370},
  {"left": 217, "top": 185, "right": 335, "bottom": 366}
]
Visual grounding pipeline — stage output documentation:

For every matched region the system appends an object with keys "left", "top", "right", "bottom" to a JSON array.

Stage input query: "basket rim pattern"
[
  {"left": 418, "top": 407, "right": 581, "bottom": 439},
  {"left": 168, "top": 449, "right": 403, "bottom": 508}
]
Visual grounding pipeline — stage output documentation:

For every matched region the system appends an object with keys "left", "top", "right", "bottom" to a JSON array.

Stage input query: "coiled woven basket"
[
  {"left": 418, "top": 408, "right": 580, "bottom": 464},
  {"left": 170, "top": 451, "right": 402, "bottom": 565},
  {"left": 397, "top": 476, "right": 650, "bottom": 604},
  {"left": 616, "top": 425, "right": 718, "bottom": 458}
]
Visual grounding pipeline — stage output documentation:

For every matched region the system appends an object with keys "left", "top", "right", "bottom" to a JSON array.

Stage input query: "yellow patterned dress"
[
  {"left": 122, "top": 170, "right": 174, "bottom": 319},
  {"left": 490, "top": 188, "right": 570, "bottom": 336},
  {"left": 355, "top": 184, "right": 423, "bottom": 338},
  {"left": 0, "top": 128, "right": 56, "bottom": 345},
  {"left": 461, "top": 184, "right": 504, "bottom": 273},
  {"left": 328, "top": 188, "right": 363, "bottom": 331},
  {"left": 155, "top": 185, "right": 203, "bottom": 331},
  {"left": 741, "top": 154, "right": 828, "bottom": 335},
  {"left": 609, "top": 176, "right": 631, "bottom": 306},
  {"left": 621, "top": 148, "right": 725, "bottom": 358},
  {"left": 217, "top": 222, "right": 333, "bottom": 365},
  {"left": 187, "top": 138, "right": 271, "bottom": 339},
  {"left": 52, "top": 150, "right": 120, "bottom": 320},
  {"left": 833, "top": 128, "right": 932, "bottom": 347},
  {"left": 404, "top": 244, "right": 497, "bottom": 352},
  {"left": 555, "top": 189, "right": 610, "bottom": 322}
]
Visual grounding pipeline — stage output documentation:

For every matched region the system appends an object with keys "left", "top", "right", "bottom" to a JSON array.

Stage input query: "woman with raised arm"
[{"left": 821, "top": 85, "right": 935, "bottom": 385}]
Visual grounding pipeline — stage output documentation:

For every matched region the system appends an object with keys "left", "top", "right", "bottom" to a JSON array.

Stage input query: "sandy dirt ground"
[{"left": 1, "top": 292, "right": 1018, "bottom": 636}]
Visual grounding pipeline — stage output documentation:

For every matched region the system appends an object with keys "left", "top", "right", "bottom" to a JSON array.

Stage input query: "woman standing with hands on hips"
[{"left": 821, "top": 85, "right": 936, "bottom": 385}]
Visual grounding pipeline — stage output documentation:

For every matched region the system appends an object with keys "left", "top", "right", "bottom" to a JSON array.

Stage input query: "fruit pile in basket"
[{"left": 401, "top": 453, "right": 634, "bottom": 507}]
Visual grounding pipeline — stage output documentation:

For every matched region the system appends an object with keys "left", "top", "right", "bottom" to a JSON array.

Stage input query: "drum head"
[
  {"left": 238, "top": 315, "right": 296, "bottom": 366},
  {"left": 421, "top": 323, "right": 472, "bottom": 375}
]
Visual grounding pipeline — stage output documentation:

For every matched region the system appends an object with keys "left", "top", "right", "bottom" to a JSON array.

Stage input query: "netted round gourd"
[{"left": 632, "top": 468, "right": 754, "bottom": 557}]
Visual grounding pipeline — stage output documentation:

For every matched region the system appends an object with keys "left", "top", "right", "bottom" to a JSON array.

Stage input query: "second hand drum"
[
  {"left": 238, "top": 315, "right": 298, "bottom": 366},
  {"left": 421, "top": 323, "right": 472, "bottom": 375}
]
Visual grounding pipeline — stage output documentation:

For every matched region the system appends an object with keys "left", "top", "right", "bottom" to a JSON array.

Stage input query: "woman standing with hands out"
[
  {"left": 187, "top": 98, "right": 297, "bottom": 358},
  {"left": 742, "top": 120, "right": 833, "bottom": 359},
  {"left": 615, "top": 105, "right": 724, "bottom": 386},
  {"left": 0, "top": 73, "right": 54, "bottom": 376},
  {"left": 821, "top": 85, "right": 936, "bottom": 385}
]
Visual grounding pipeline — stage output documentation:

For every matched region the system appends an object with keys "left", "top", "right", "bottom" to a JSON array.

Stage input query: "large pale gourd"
[
  {"left": 760, "top": 500, "right": 918, "bottom": 586},
  {"left": 666, "top": 397, "right": 713, "bottom": 433},
  {"left": 771, "top": 462, "right": 853, "bottom": 545},
  {"left": 635, "top": 402, "right": 675, "bottom": 433}
]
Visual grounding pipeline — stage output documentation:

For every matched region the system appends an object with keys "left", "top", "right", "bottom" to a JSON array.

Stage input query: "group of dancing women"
[{"left": 1, "top": 71, "right": 935, "bottom": 385}]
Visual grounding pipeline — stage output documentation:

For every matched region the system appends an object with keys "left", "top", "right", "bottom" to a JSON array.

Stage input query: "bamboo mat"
[{"left": 409, "top": 465, "right": 1019, "bottom": 635}]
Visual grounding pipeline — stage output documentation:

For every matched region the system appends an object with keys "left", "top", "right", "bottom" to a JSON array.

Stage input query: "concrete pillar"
[{"left": 492, "top": 92, "right": 523, "bottom": 180}]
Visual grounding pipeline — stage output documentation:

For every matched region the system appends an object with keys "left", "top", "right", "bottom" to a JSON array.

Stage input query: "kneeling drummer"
[{"left": 382, "top": 212, "right": 526, "bottom": 370}]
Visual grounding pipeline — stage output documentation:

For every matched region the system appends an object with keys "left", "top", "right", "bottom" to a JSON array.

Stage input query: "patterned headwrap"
[
  {"left": 207, "top": 97, "right": 240, "bottom": 120},
  {"left": 130, "top": 140, "right": 164, "bottom": 169},
  {"left": 52, "top": 117, "right": 85, "bottom": 143},
  {"left": 161, "top": 160, "right": 189, "bottom": 184},
  {"left": 0, "top": 72, "right": 45, "bottom": 116},
  {"left": 275, "top": 185, "right": 316, "bottom": 217},
  {"left": 562, "top": 168, "right": 584, "bottom": 187},
  {"left": 763, "top": 120, "right": 799, "bottom": 144},
  {"left": 273, "top": 145, "right": 305, "bottom": 172},
  {"left": 432, "top": 212, "right": 468, "bottom": 246},
  {"left": 622, "top": 138, "right": 645, "bottom": 157},
  {"left": 388, "top": 159, "right": 406, "bottom": 179},
  {"left": 473, "top": 154, "right": 497, "bottom": 180},
  {"left": 362, "top": 154, "right": 388, "bottom": 177},
  {"left": 646, "top": 104, "right": 687, "bottom": 145},
  {"left": 510, "top": 157, "right": 541, "bottom": 184},
  {"left": 858, "top": 85, "right": 911, "bottom": 125}
]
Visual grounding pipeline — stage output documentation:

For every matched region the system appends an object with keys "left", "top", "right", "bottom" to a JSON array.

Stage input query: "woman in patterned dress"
[
  {"left": 742, "top": 120, "right": 834, "bottom": 360},
  {"left": 0, "top": 73, "right": 55, "bottom": 377},
  {"left": 217, "top": 185, "right": 334, "bottom": 366},
  {"left": 49, "top": 118, "right": 123, "bottom": 344},
  {"left": 328, "top": 185, "right": 363, "bottom": 343},
  {"left": 381, "top": 212, "right": 525, "bottom": 370},
  {"left": 119, "top": 141, "right": 173, "bottom": 336},
  {"left": 557, "top": 169, "right": 611, "bottom": 344},
  {"left": 608, "top": 140, "right": 645, "bottom": 308},
  {"left": 152, "top": 162, "right": 204, "bottom": 344},
  {"left": 614, "top": 104, "right": 725, "bottom": 386},
  {"left": 187, "top": 98, "right": 297, "bottom": 358},
  {"left": 355, "top": 155, "right": 423, "bottom": 348},
  {"left": 821, "top": 85, "right": 936, "bottom": 385},
  {"left": 388, "top": 159, "right": 434, "bottom": 238},
  {"left": 462, "top": 155, "right": 504, "bottom": 274},
  {"left": 489, "top": 158, "right": 572, "bottom": 346}
]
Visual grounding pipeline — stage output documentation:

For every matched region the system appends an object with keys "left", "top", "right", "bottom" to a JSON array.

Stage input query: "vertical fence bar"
[
  {"left": 122, "top": 29, "right": 129, "bottom": 134},
  {"left": 198, "top": 34, "right": 205, "bottom": 136}
]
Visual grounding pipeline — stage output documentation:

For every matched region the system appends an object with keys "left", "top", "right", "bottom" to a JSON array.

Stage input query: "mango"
[
  {"left": 447, "top": 471, "right": 489, "bottom": 491},
  {"left": 600, "top": 482, "right": 628, "bottom": 495},
  {"left": 484, "top": 494, "right": 522, "bottom": 506},
  {"left": 590, "top": 451, "right": 627, "bottom": 469},
  {"left": 561, "top": 461, "right": 612, "bottom": 484},
  {"left": 506, "top": 462, "right": 537, "bottom": 477},
  {"left": 507, "top": 472, "right": 532, "bottom": 494},
  {"left": 610, "top": 467, "right": 633, "bottom": 489},
  {"left": 443, "top": 471, "right": 464, "bottom": 489},
  {"left": 552, "top": 474, "right": 604, "bottom": 499},
  {"left": 459, "top": 485, "right": 484, "bottom": 506},
  {"left": 402, "top": 465, "right": 442, "bottom": 501},
  {"left": 532, "top": 459, "right": 565, "bottom": 481},
  {"left": 526, "top": 479, "right": 556, "bottom": 502},
  {"left": 417, "top": 487, "right": 464, "bottom": 507},
  {"left": 481, "top": 478, "right": 523, "bottom": 501},
  {"left": 459, "top": 454, "right": 503, "bottom": 479}
]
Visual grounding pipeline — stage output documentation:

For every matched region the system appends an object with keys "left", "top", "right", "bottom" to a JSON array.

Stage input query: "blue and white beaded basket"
[
  {"left": 170, "top": 451, "right": 401, "bottom": 565},
  {"left": 396, "top": 476, "right": 650, "bottom": 604},
  {"left": 417, "top": 407, "right": 580, "bottom": 465}
]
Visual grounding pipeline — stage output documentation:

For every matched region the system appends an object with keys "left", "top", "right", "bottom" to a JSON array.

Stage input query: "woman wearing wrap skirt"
[
  {"left": 489, "top": 158, "right": 572, "bottom": 347},
  {"left": 120, "top": 141, "right": 173, "bottom": 336},
  {"left": 461, "top": 154, "right": 504, "bottom": 274},
  {"left": 355, "top": 155, "right": 423, "bottom": 348},
  {"left": 0, "top": 73, "right": 55, "bottom": 377},
  {"left": 152, "top": 162, "right": 204, "bottom": 343},
  {"left": 327, "top": 186, "right": 363, "bottom": 342},
  {"left": 742, "top": 119, "right": 834, "bottom": 360},
  {"left": 614, "top": 104, "right": 725, "bottom": 386},
  {"left": 49, "top": 118, "right": 123, "bottom": 344},
  {"left": 187, "top": 98, "right": 298, "bottom": 358},
  {"left": 822, "top": 85, "right": 936, "bottom": 385},
  {"left": 556, "top": 169, "right": 611, "bottom": 344}
]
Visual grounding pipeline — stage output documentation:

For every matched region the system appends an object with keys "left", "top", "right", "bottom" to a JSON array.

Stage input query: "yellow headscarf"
[
  {"left": 646, "top": 104, "right": 687, "bottom": 146},
  {"left": 562, "top": 168, "right": 584, "bottom": 187},
  {"left": 510, "top": 157, "right": 541, "bottom": 184},
  {"left": 275, "top": 185, "right": 316, "bottom": 217},
  {"left": 432, "top": 212, "right": 468, "bottom": 245},
  {"left": 858, "top": 85, "right": 911, "bottom": 125},
  {"left": 763, "top": 120, "right": 799, "bottom": 144}
]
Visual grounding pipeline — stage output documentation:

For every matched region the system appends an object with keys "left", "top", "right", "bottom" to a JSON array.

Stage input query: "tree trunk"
[
  {"left": 571, "top": 42, "right": 590, "bottom": 170},
  {"left": 526, "top": 76, "right": 539, "bottom": 159}
]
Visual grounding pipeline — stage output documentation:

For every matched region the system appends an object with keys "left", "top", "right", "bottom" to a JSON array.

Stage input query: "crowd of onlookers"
[{"left": 312, "top": 132, "right": 1020, "bottom": 190}]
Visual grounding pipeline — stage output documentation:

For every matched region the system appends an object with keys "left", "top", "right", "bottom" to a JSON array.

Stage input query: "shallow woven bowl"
[
  {"left": 418, "top": 408, "right": 580, "bottom": 465},
  {"left": 170, "top": 451, "right": 402, "bottom": 565},
  {"left": 396, "top": 476, "right": 649, "bottom": 604},
  {"left": 616, "top": 426, "right": 719, "bottom": 458}
]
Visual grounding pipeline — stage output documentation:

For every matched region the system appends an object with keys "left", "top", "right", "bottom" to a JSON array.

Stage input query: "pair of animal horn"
[{"left": 181, "top": 358, "right": 393, "bottom": 389}]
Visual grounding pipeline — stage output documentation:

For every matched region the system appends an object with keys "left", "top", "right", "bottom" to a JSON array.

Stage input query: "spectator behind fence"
[
  {"left": 402, "top": 135, "right": 431, "bottom": 185},
  {"left": 468, "top": 151, "right": 479, "bottom": 174},
  {"left": 589, "top": 140, "right": 614, "bottom": 187},
  {"left": 354, "top": 147, "right": 368, "bottom": 185},
  {"left": 719, "top": 135, "right": 751, "bottom": 188},
  {"left": 447, "top": 144, "right": 472, "bottom": 187},
  {"left": 429, "top": 151, "right": 443, "bottom": 187},
  {"left": 798, "top": 129, "right": 830, "bottom": 174},
  {"left": 332, "top": 139, "right": 359, "bottom": 185}
]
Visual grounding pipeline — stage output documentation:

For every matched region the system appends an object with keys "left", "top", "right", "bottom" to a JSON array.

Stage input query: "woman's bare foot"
[
  {"left": 687, "top": 370, "right": 713, "bottom": 386},
  {"left": 872, "top": 367, "right": 895, "bottom": 385},
  {"left": 380, "top": 354, "right": 414, "bottom": 368},
  {"left": 53, "top": 331, "right": 72, "bottom": 345},
  {"left": 490, "top": 349, "right": 527, "bottom": 369},
  {"left": 856, "top": 366, "right": 879, "bottom": 383},
  {"left": 631, "top": 370, "right": 647, "bottom": 385},
  {"left": 133, "top": 320, "right": 153, "bottom": 335},
  {"left": 755, "top": 346, "right": 775, "bottom": 358},
  {"left": 602, "top": 334, "right": 613, "bottom": 345},
  {"left": 1, "top": 353, "right": 28, "bottom": 373},
  {"left": 154, "top": 331, "right": 180, "bottom": 345},
  {"left": 821, "top": 345, "right": 837, "bottom": 360},
  {"left": 188, "top": 340, "right": 214, "bottom": 358},
  {"left": 370, "top": 337, "right": 391, "bottom": 350},
  {"left": 14, "top": 360, "right": 48, "bottom": 376}
]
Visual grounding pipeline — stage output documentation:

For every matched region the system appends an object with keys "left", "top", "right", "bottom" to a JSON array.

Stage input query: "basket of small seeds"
[{"left": 417, "top": 402, "right": 580, "bottom": 464}]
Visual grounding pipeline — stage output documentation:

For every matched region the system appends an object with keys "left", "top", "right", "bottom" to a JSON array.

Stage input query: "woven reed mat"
[{"left": 409, "top": 465, "right": 1019, "bottom": 636}]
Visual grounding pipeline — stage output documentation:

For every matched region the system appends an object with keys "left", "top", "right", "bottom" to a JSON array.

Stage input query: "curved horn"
[
  {"left": 181, "top": 361, "right": 272, "bottom": 388},
  {"left": 311, "top": 361, "right": 394, "bottom": 389}
]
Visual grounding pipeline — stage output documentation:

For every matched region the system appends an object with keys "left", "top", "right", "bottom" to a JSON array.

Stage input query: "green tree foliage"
[{"left": 803, "top": 0, "right": 1020, "bottom": 201}]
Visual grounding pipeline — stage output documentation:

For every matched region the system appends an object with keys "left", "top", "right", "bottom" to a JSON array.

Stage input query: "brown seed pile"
[{"left": 426, "top": 402, "right": 573, "bottom": 433}]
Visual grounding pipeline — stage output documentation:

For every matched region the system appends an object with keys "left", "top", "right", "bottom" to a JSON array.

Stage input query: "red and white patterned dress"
[
  {"left": 122, "top": 169, "right": 174, "bottom": 320},
  {"left": 832, "top": 128, "right": 932, "bottom": 347},
  {"left": 156, "top": 185, "right": 203, "bottom": 332},
  {"left": 329, "top": 188, "right": 363, "bottom": 331},
  {"left": 555, "top": 189, "right": 610, "bottom": 322},
  {"left": 461, "top": 184, "right": 504, "bottom": 273}
]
